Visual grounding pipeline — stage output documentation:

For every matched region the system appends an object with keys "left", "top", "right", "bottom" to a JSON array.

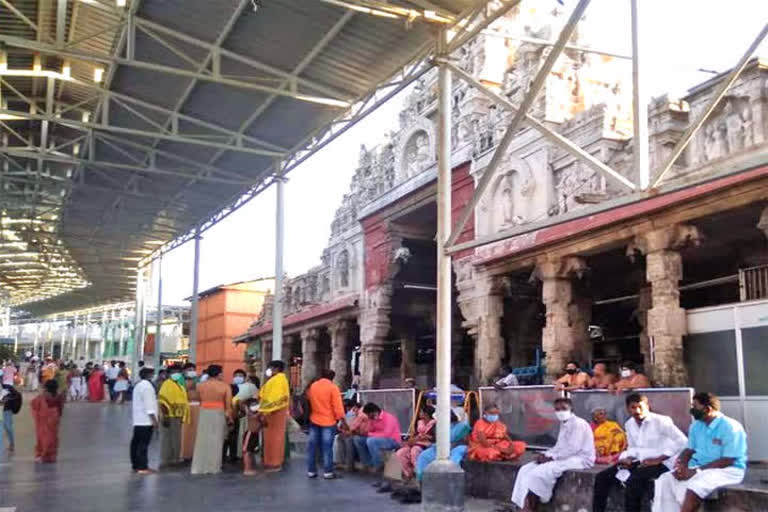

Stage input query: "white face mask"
[
  {"left": 265, "top": 368, "right": 273, "bottom": 378},
  {"left": 233, "top": 376, "right": 244, "bottom": 385},
  {"left": 185, "top": 371, "right": 196, "bottom": 378},
  {"left": 555, "top": 410, "right": 572, "bottom": 422},
  {"left": 249, "top": 404, "right": 260, "bottom": 413},
  {"left": 620, "top": 369, "right": 631, "bottom": 378}
]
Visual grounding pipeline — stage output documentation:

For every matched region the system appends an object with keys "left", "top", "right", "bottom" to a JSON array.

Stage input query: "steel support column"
[
  {"left": 435, "top": 29, "right": 452, "bottom": 462},
  {"left": 631, "top": 0, "right": 650, "bottom": 189},
  {"left": 70, "top": 314, "right": 78, "bottom": 361},
  {"left": 132, "top": 267, "right": 146, "bottom": 378},
  {"left": 272, "top": 170, "right": 285, "bottom": 362},
  {"left": 422, "top": 29, "right": 464, "bottom": 512},
  {"left": 154, "top": 256, "right": 163, "bottom": 370},
  {"left": 189, "top": 232, "right": 201, "bottom": 364}
]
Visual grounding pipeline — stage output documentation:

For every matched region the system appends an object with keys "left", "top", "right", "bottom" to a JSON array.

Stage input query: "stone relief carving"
[
  {"left": 394, "top": 117, "right": 436, "bottom": 180},
  {"left": 696, "top": 96, "right": 757, "bottom": 165},
  {"left": 553, "top": 161, "right": 605, "bottom": 215}
]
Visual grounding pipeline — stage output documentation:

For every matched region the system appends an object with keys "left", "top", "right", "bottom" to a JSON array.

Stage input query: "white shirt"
[
  {"left": 620, "top": 412, "right": 688, "bottom": 470},
  {"left": 495, "top": 372, "right": 519, "bottom": 387},
  {"left": 105, "top": 366, "right": 120, "bottom": 380},
  {"left": 545, "top": 414, "right": 595, "bottom": 465},
  {"left": 132, "top": 380, "right": 158, "bottom": 427}
]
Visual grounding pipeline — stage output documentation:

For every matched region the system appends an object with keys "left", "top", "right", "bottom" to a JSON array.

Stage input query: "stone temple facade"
[{"left": 237, "top": 3, "right": 768, "bottom": 393}]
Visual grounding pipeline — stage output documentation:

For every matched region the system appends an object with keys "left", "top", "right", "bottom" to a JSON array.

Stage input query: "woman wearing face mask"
[
  {"left": 157, "top": 364, "right": 190, "bottom": 469},
  {"left": 467, "top": 404, "right": 526, "bottom": 462},
  {"left": 609, "top": 361, "right": 650, "bottom": 392},
  {"left": 258, "top": 360, "right": 291, "bottom": 472}
]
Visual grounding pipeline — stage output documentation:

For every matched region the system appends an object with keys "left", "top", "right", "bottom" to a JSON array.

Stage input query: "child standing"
[{"left": 241, "top": 397, "right": 262, "bottom": 475}]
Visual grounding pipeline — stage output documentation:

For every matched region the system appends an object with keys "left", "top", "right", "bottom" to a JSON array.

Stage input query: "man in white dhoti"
[
  {"left": 511, "top": 397, "right": 595, "bottom": 511},
  {"left": 652, "top": 392, "right": 747, "bottom": 512},
  {"left": 593, "top": 393, "right": 688, "bottom": 512}
]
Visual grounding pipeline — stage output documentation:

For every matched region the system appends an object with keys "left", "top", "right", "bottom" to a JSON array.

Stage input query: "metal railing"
[{"left": 739, "top": 264, "right": 768, "bottom": 301}]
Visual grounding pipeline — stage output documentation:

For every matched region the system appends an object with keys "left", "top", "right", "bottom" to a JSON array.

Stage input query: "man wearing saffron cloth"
[
  {"left": 467, "top": 403, "right": 526, "bottom": 462},
  {"left": 259, "top": 360, "right": 291, "bottom": 472},
  {"left": 511, "top": 397, "right": 595, "bottom": 511},
  {"left": 652, "top": 392, "right": 747, "bottom": 512}
]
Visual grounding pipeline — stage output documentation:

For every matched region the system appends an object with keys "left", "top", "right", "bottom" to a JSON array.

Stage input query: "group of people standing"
[{"left": 129, "top": 359, "right": 292, "bottom": 476}]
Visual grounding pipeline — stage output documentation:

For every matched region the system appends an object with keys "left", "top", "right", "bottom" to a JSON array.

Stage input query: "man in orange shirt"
[{"left": 306, "top": 369, "right": 347, "bottom": 479}]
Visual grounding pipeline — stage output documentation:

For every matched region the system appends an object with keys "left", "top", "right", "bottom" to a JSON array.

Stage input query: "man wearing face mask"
[
  {"left": 157, "top": 364, "right": 190, "bottom": 469},
  {"left": 554, "top": 361, "right": 590, "bottom": 392},
  {"left": 593, "top": 393, "right": 688, "bottom": 512},
  {"left": 511, "top": 398, "right": 595, "bottom": 511},
  {"left": 652, "top": 392, "right": 747, "bottom": 512},
  {"left": 609, "top": 361, "right": 650, "bottom": 392}
]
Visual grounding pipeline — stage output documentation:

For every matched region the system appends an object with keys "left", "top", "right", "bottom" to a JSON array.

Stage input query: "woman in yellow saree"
[
  {"left": 467, "top": 404, "right": 526, "bottom": 462},
  {"left": 259, "top": 360, "right": 291, "bottom": 472},
  {"left": 590, "top": 407, "right": 627, "bottom": 465}
]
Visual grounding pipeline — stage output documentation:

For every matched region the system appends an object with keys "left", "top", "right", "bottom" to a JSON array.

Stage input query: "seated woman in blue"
[{"left": 652, "top": 392, "right": 747, "bottom": 512}]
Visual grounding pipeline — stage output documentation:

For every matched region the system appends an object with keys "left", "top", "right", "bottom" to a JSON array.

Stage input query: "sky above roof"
[{"left": 156, "top": 0, "right": 768, "bottom": 306}]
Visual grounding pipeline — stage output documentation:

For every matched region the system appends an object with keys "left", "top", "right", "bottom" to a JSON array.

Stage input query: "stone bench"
[{"left": 464, "top": 454, "right": 768, "bottom": 512}]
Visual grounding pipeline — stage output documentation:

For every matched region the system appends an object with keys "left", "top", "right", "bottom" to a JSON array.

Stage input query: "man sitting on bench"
[
  {"left": 652, "top": 392, "right": 747, "bottom": 512},
  {"left": 511, "top": 397, "right": 595, "bottom": 511},
  {"left": 593, "top": 393, "right": 688, "bottom": 512}
]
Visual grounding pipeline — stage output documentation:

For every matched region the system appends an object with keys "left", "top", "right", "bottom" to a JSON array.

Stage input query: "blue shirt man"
[{"left": 652, "top": 392, "right": 747, "bottom": 512}]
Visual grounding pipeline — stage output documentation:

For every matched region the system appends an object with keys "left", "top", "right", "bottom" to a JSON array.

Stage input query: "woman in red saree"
[
  {"left": 468, "top": 403, "right": 526, "bottom": 462},
  {"left": 31, "top": 379, "right": 65, "bottom": 463},
  {"left": 88, "top": 366, "right": 105, "bottom": 402}
]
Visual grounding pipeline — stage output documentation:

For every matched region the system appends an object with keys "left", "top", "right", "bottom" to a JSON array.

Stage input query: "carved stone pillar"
[
  {"left": 300, "top": 327, "right": 320, "bottom": 390},
  {"left": 358, "top": 284, "right": 392, "bottom": 389},
  {"left": 635, "top": 286, "right": 652, "bottom": 368},
  {"left": 329, "top": 319, "right": 352, "bottom": 389},
  {"left": 400, "top": 335, "right": 417, "bottom": 383},
  {"left": 534, "top": 256, "right": 590, "bottom": 382},
  {"left": 634, "top": 224, "right": 702, "bottom": 386},
  {"left": 455, "top": 259, "right": 505, "bottom": 387}
]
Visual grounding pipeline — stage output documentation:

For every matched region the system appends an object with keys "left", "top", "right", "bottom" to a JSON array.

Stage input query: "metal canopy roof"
[{"left": 0, "top": 0, "right": 478, "bottom": 316}]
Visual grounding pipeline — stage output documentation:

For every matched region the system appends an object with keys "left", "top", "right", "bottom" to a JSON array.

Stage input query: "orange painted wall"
[{"left": 195, "top": 281, "right": 272, "bottom": 379}]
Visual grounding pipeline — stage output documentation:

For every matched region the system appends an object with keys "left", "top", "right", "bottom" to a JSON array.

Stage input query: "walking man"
[
  {"left": 105, "top": 361, "right": 119, "bottom": 401},
  {"left": 131, "top": 367, "right": 158, "bottom": 474},
  {"left": 306, "top": 369, "right": 347, "bottom": 479}
]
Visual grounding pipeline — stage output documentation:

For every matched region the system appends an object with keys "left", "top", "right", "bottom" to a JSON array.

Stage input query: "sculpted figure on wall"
[
  {"left": 337, "top": 250, "right": 350, "bottom": 289},
  {"left": 700, "top": 96, "right": 755, "bottom": 164}
]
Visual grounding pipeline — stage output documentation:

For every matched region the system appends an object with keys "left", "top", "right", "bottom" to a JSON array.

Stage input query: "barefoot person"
[
  {"left": 191, "top": 364, "right": 233, "bottom": 475},
  {"left": 131, "top": 367, "right": 159, "bottom": 474},
  {"left": 31, "top": 379, "right": 65, "bottom": 463},
  {"left": 259, "top": 360, "right": 291, "bottom": 472},
  {"left": 241, "top": 397, "right": 262, "bottom": 475}
]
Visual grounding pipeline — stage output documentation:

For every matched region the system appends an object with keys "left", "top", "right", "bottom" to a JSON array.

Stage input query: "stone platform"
[{"left": 464, "top": 454, "right": 768, "bottom": 512}]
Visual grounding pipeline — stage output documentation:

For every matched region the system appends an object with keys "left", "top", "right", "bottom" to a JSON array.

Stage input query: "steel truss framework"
[{"left": 0, "top": 0, "right": 764, "bottom": 319}]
